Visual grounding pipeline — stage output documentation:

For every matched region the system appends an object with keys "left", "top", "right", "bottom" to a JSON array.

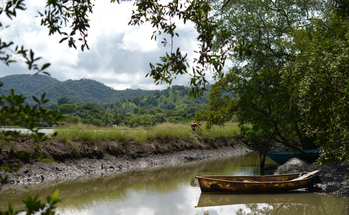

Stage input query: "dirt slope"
[{"left": 0, "top": 136, "right": 251, "bottom": 184}]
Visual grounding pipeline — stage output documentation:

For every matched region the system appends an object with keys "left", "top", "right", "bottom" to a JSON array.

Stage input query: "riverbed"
[{"left": 1, "top": 152, "right": 348, "bottom": 215}]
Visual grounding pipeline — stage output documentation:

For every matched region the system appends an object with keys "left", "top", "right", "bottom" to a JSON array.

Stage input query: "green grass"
[
  {"left": 54, "top": 122, "right": 241, "bottom": 144},
  {"left": 54, "top": 123, "right": 129, "bottom": 143},
  {"left": 199, "top": 122, "right": 241, "bottom": 139}
]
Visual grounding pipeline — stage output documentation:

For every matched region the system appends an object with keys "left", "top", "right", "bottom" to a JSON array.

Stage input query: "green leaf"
[
  {"left": 41, "top": 63, "right": 51, "bottom": 71},
  {"left": 8, "top": 203, "right": 13, "bottom": 215},
  {"left": 41, "top": 92, "right": 47, "bottom": 101},
  {"left": 30, "top": 49, "right": 34, "bottom": 60},
  {"left": 52, "top": 189, "right": 59, "bottom": 201},
  {"left": 32, "top": 96, "right": 40, "bottom": 104}
]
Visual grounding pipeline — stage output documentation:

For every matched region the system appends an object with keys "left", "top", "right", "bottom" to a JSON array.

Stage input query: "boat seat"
[
  {"left": 242, "top": 179, "right": 258, "bottom": 183},
  {"left": 290, "top": 170, "right": 320, "bottom": 181}
]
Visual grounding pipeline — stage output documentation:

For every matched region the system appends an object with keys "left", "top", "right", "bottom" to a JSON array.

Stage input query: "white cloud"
[
  {"left": 117, "top": 26, "right": 159, "bottom": 52},
  {"left": 89, "top": 1, "right": 134, "bottom": 36},
  {"left": 0, "top": 0, "right": 215, "bottom": 90}
]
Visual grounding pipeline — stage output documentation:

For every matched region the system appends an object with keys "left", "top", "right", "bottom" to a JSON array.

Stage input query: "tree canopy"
[
  {"left": 282, "top": 4, "right": 349, "bottom": 162},
  {"left": 196, "top": 0, "right": 349, "bottom": 163}
]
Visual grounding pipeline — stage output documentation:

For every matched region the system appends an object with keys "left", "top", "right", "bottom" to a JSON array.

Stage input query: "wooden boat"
[
  {"left": 195, "top": 170, "right": 320, "bottom": 193},
  {"left": 266, "top": 149, "right": 320, "bottom": 165}
]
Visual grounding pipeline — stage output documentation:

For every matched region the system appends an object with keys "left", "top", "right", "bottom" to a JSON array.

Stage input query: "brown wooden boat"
[{"left": 195, "top": 170, "right": 320, "bottom": 193}]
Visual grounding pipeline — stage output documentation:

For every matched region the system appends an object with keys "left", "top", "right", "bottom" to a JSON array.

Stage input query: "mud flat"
[
  {"left": 310, "top": 162, "right": 349, "bottom": 198},
  {"left": 0, "top": 136, "right": 252, "bottom": 184}
]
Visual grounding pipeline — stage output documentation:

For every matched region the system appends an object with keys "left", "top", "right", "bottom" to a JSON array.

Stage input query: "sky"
[{"left": 0, "top": 0, "right": 215, "bottom": 90}]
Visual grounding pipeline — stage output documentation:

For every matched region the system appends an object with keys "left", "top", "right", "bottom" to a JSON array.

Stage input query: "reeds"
[
  {"left": 54, "top": 122, "right": 240, "bottom": 144},
  {"left": 54, "top": 123, "right": 129, "bottom": 143},
  {"left": 199, "top": 122, "right": 241, "bottom": 139}
]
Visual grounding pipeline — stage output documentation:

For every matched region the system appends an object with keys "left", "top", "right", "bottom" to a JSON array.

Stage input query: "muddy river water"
[{"left": 1, "top": 152, "right": 348, "bottom": 214}]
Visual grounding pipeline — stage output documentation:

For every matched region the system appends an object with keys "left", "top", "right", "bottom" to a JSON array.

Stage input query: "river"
[
  {"left": 0, "top": 128, "right": 55, "bottom": 134},
  {"left": 0, "top": 152, "right": 348, "bottom": 214}
]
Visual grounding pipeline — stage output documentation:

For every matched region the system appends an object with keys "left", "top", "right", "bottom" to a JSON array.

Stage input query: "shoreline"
[
  {"left": 1, "top": 137, "right": 349, "bottom": 199},
  {"left": 2, "top": 145, "right": 252, "bottom": 184},
  {"left": 0, "top": 137, "right": 251, "bottom": 184}
]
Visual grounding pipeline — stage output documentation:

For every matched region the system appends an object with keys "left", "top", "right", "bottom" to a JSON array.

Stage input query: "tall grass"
[
  {"left": 199, "top": 122, "right": 241, "bottom": 139},
  {"left": 54, "top": 122, "right": 240, "bottom": 144},
  {"left": 54, "top": 123, "right": 129, "bottom": 143},
  {"left": 145, "top": 123, "right": 193, "bottom": 141}
]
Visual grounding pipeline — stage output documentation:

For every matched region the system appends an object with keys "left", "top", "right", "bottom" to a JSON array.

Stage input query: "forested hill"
[
  {"left": 0, "top": 74, "right": 211, "bottom": 127},
  {"left": 59, "top": 85, "right": 210, "bottom": 127},
  {"left": 0, "top": 74, "right": 60, "bottom": 93},
  {"left": 0, "top": 74, "right": 155, "bottom": 106}
]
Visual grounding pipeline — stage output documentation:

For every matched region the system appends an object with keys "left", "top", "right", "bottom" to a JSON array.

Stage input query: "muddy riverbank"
[
  {"left": 268, "top": 158, "right": 349, "bottom": 198},
  {"left": 311, "top": 162, "right": 349, "bottom": 198},
  {"left": 0, "top": 136, "right": 251, "bottom": 184}
]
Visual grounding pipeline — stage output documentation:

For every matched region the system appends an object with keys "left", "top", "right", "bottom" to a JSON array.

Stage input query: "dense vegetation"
[
  {"left": 58, "top": 85, "right": 209, "bottom": 127},
  {"left": 194, "top": 0, "right": 349, "bottom": 164}
]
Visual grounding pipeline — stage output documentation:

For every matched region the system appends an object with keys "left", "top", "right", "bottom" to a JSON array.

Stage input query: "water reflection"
[
  {"left": 0, "top": 152, "right": 348, "bottom": 215},
  {"left": 195, "top": 193, "right": 349, "bottom": 215},
  {"left": 196, "top": 192, "right": 321, "bottom": 207},
  {"left": 236, "top": 194, "right": 348, "bottom": 215},
  {"left": 0, "top": 152, "right": 263, "bottom": 211}
]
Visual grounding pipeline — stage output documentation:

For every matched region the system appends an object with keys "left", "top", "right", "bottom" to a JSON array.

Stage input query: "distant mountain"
[
  {"left": 0, "top": 74, "right": 60, "bottom": 93},
  {"left": 0, "top": 75, "right": 155, "bottom": 106},
  {"left": 34, "top": 79, "right": 120, "bottom": 104}
]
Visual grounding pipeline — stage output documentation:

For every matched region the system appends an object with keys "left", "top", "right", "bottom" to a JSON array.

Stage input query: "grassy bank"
[{"left": 54, "top": 122, "right": 240, "bottom": 143}]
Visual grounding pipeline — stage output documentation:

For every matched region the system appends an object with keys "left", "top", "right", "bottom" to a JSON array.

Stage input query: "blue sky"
[{"left": 0, "top": 0, "right": 215, "bottom": 90}]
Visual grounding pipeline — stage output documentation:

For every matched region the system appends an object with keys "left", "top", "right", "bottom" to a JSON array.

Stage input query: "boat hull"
[
  {"left": 266, "top": 149, "right": 320, "bottom": 165},
  {"left": 196, "top": 173, "right": 316, "bottom": 193}
]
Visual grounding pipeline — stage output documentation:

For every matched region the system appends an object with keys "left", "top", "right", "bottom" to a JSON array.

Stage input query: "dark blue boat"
[{"left": 266, "top": 149, "right": 320, "bottom": 165}]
